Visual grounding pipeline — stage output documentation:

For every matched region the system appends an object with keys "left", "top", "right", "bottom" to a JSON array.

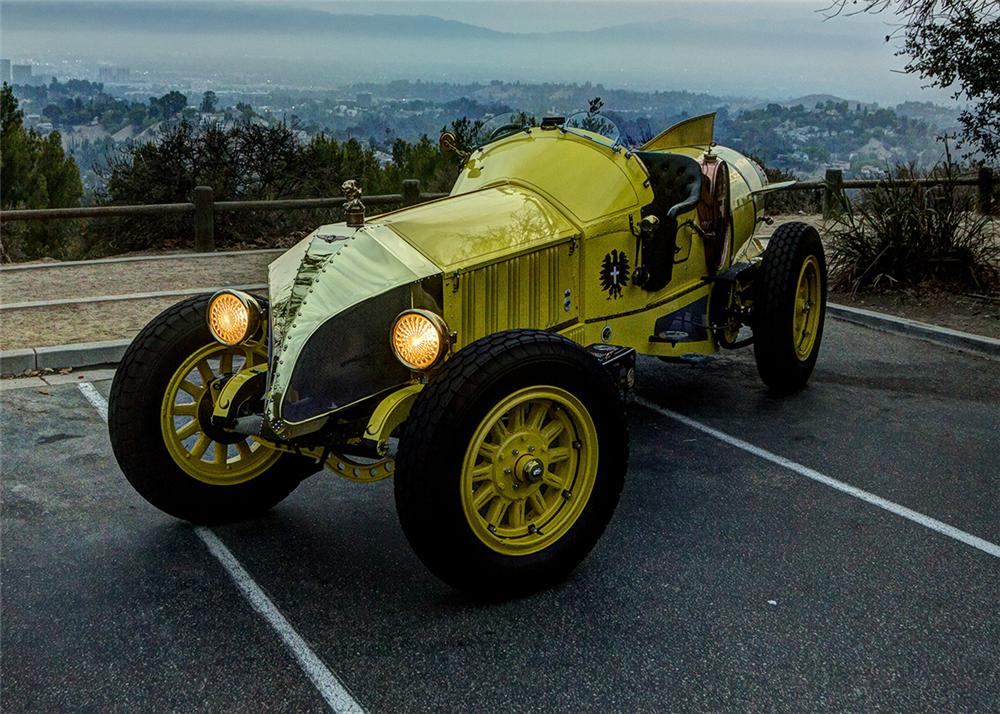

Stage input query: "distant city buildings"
[
  {"left": 12, "top": 63, "right": 33, "bottom": 85},
  {"left": 98, "top": 66, "right": 131, "bottom": 84},
  {"left": 4, "top": 62, "right": 47, "bottom": 86}
]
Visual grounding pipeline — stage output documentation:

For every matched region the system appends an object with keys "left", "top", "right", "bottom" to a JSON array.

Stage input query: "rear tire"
[
  {"left": 394, "top": 330, "right": 628, "bottom": 597},
  {"left": 753, "top": 222, "right": 827, "bottom": 393},
  {"left": 108, "top": 294, "right": 318, "bottom": 524}
]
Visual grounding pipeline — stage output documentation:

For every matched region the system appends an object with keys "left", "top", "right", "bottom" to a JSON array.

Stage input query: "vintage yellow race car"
[{"left": 108, "top": 112, "right": 826, "bottom": 595}]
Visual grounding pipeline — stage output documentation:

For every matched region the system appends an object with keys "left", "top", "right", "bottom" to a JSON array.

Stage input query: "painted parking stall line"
[
  {"left": 635, "top": 396, "right": 1000, "bottom": 560},
  {"left": 78, "top": 381, "right": 109, "bottom": 421},
  {"left": 76, "top": 382, "right": 367, "bottom": 714},
  {"left": 193, "top": 527, "right": 366, "bottom": 714}
]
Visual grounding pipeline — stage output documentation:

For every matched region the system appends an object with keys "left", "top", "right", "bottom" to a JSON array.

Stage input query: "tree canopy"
[
  {"left": 1, "top": 83, "right": 84, "bottom": 260},
  {"left": 826, "top": 0, "right": 999, "bottom": 159}
]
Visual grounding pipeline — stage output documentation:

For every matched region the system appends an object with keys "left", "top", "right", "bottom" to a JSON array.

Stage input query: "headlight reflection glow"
[
  {"left": 207, "top": 291, "right": 260, "bottom": 345},
  {"left": 391, "top": 310, "right": 448, "bottom": 370}
]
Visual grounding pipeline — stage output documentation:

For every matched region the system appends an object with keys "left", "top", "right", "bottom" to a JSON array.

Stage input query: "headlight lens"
[
  {"left": 390, "top": 310, "right": 449, "bottom": 370},
  {"left": 207, "top": 290, "right": 261, "bottom": 346}
]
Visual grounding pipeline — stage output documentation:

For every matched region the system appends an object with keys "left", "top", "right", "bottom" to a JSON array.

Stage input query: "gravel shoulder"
[{"left": 0, "top": 251, "right": 273, "bottom": 350}]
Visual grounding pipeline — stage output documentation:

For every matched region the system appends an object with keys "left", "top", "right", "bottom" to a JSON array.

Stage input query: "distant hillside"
[
  {"left": 1, "top": 2, "right": 866, "bottom": 49},
  {"left": 776, "top": 94, "right": 878, "bottom": 110},
  {"left": 1, "top": 1, "right": 505, "bottom": 39}
]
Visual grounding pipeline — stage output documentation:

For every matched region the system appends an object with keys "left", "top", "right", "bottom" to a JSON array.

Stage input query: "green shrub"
[
  {"left": 90, "top": 119, "right": 463, "bottom": 255},
  {"left": 828, "top": 159, "right": 999, "bottom": 294}
]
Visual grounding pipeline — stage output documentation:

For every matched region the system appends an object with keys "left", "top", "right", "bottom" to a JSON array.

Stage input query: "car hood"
[
  {"left": 373, "top": 183, "right": 577, "bottom": 272},
  {"left": 264, "top": 223, "right": 438, "bottom": 436}
]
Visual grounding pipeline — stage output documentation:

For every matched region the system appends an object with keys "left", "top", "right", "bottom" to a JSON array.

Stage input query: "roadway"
[{"left": 2, "top": 319, "right": 998, "bottom": 712}]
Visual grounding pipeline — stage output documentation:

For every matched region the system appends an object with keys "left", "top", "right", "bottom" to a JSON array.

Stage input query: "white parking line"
[
  {"left": 635, "top": 397, "right": 1000, "bottom": 561},
  {"left": 193, "top": 527, "right": 366, "bottom": 714},
  {"left": 77, "top": 381, "right": 108, "bottom": 421},
  {"left": 76, "top": 382, "right": 366, "bottom": 714}
]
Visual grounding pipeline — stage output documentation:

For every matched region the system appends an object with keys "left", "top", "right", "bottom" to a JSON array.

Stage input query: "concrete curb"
[
  {"left": 828, "top": 303, "right": 1000, "bottom": 358},
  {"left": 1, "top": 339, "right": 131, "bottom": 376}
]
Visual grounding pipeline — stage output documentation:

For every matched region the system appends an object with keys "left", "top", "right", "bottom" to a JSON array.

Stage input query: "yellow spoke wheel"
[
  {"left": 752, "top": 221, "right": 826, "bottom": 393},
  {"left": 160, "top": 343, "right": 280, "bottom": 486},
  {"left": 461, "top": 387, "right": 599, "bottom": 556},
  {"left": 110, "top": 294, "right": 315, "bottom": 524},
  {"left": 792, "top": 255, "right": 821, "bottom": 361},
  {"left": 394, "top": 330, "right": 627, "bottom": 596}
]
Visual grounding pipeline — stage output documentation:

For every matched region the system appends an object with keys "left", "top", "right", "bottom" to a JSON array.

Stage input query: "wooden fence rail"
[
  {"left": 0, "top": 179, "right": 449, "bottom": 253},
  {"left": 780, "top": 167, "right": 994, "bottom": 218},
  {"left": 0, "top": 170, "right": 994, "bottom": 252}
]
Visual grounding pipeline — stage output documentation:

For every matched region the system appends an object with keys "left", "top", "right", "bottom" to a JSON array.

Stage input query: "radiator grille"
[{"left": 446, "top": 244, "right": 576, "bottom": 348}]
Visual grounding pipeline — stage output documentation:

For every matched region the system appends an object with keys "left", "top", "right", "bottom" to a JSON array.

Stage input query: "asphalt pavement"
[{"left": 2, "top": 319, "right": 998, "bottom": 712}]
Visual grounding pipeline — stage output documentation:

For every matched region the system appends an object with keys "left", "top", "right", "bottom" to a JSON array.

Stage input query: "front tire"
[
  {"left": 394, "top": 330, "right": 628, "bottom": 597},
  {"left": 108, "top": 294, "right": 318, "bottom": 524},
  {"left": 753, "top": 222, "right": 827, "bottom": 393}
]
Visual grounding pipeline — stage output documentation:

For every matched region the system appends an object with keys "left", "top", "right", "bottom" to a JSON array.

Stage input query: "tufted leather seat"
[
  {"left": 632, "top": 152, "right": 703, "bottom": 292},
  {"left": 636, "top": 152, "right": 703, "bottom": 219}
]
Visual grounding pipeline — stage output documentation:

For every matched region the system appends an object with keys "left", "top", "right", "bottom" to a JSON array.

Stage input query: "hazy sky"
[{"left": 1, "top": 1, "right": 946, "bottom": 104}]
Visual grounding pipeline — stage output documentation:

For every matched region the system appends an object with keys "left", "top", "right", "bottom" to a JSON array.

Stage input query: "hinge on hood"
[
  {"left": 568, "top": 234, "right": 579, "bottom": 256},
  {"left": 451, "top": 270, "right": 461, "bottom": 293}
]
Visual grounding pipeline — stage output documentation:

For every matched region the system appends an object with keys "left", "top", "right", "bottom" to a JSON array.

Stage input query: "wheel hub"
[
  {"left": 460, "top": 387, "right": 599, "bottom": 557},
  {"left": 491, "top": 432, "right": 548, "bottom": 498},
  {"left": 520, "top": 457, "right": 545, "bottom": 484}
]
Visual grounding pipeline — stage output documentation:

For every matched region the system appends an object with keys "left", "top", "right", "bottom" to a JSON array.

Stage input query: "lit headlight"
[
  {"left": 390, "top": 310, "right": 450, "bottom": 371},
  {"left": 207, "top": 290, "right": 262, "bottom": 346}
]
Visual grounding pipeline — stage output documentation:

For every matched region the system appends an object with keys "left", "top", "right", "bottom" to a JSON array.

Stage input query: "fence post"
[
  {"left": 978, "top": 166, "right": 994, "bottom": 215},
  {"left": 193, "top": 185, "right": 215, "bottom": 252},
  {"left": 822, "top": 168, "right": 844, "bottom": 219},
  {"left": 402, "top": 179, "right": 421, "bottom": 206}
]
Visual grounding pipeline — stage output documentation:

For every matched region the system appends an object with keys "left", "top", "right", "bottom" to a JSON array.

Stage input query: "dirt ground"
[
  {"left": 0, "top": 252, "right": 274, "bottom": 303},
  {"left": 0, "top": 251, "right": 276, "bottom": 350},
  {"left": 830, "top": 288, "right": 1000, "bottom": 339}
]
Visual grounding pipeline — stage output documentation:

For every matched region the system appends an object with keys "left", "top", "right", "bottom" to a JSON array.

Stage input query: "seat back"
[
  {"left": 637, "top": 152, "right": 703, "bottom": 219},
  {"left": 633, "top": 152, "right": 703, "bottom": 292}
]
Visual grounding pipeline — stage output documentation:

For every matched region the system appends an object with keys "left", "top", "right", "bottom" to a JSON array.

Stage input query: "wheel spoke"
[
  {"left": 173, "top": 402, "right": 197, "bottom": 417},
  {"left": 191, "top": 434, "right": 211, "bottom": 459},
  {"left": 196, "top": 360, "right": 214, "bottom": 384},
  {"left": 220, "top": 351, "right": 234, "bottom": 375},
  {"left": 542, "top": 470, "right": 565, "bottom": 489},
  {"left": 526, "top": 402, "right": 548, "bottom": 431},
  {"left": 511, "top": 404, "right": 525, "bottom": 430},
  {"left": 541, "top": 420, "right": 565, "bottom": 445},
  {"left": 547, "top": 446, "right": 570, "bottom": 463},
  {"left": 472, "top": 483, "right": 497, "bottom": 511},
  {"left": 478, "top": 441, "right": 500, "bottom": 462},
  {"left": 213, "top": 442, "right": 227, "bottom": 465},
  {"left": 175, "top": 419, "right": 200, "bottom": 440},
  {"left": 470, "top": 464, "right": 492, "bottom": 482},
  {"left": 529, "top": 491, "right": 548, "bottom": 517},
  {"left": 235, "top": 441, "right": 252, "bottom": 460},
  {"left": 180, "top": 380, "right": 205, "bottom": 398},
  {"left": 509, "top": 500, "right": 526, "bottom": 528},
  {"left": 489, "top": 419, "right": 510, "bottom": 442},
  {"left": 485, "top": 497, "right": 510, "bottom": 526}
]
